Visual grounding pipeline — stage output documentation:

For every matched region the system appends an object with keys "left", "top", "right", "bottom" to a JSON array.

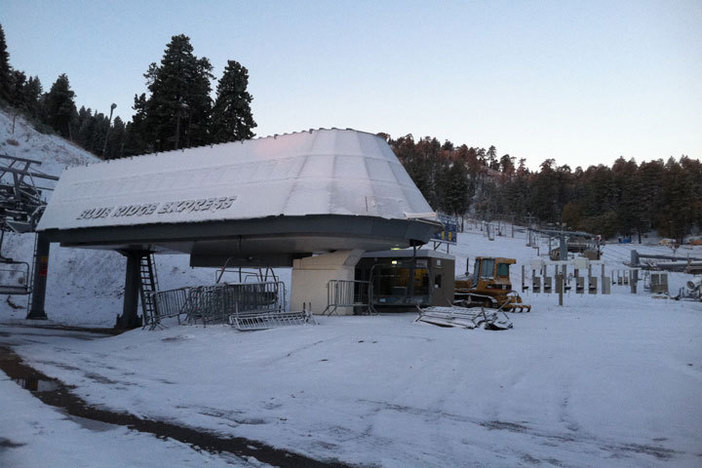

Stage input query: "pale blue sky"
[{"left": 3, "top": 0, "right": 701, "bottom": 169}]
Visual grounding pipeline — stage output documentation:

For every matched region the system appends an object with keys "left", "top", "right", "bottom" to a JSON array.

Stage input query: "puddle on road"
[
  {"left": 1, "top": 347, "right": 62, "bottom": 393},
  {"left": 0, "top": 344, "right": 347, "bottom": 468},
  {"left": 14, "top": 375, "right": 60, "bottom": 392}
]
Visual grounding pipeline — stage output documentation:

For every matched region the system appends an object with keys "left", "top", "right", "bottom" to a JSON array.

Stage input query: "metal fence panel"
[
  {"left": 145, "top": 281, "right": 317, "bottom": 331},
  {"left": 323, "top": 279, "right": 371, "bottom": 315}
]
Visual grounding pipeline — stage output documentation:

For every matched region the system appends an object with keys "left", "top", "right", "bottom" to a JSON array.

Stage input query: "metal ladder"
[{"left": 139, "top": 253, "right": 159, "bottom": 323}]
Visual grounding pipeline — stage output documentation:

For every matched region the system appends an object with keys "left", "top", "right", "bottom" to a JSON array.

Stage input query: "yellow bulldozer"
[{"left": 454, "top": 257, "right": 531, "bottom": 313}]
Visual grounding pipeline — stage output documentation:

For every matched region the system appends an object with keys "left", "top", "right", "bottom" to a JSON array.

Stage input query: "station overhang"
[
  {"left": 41, "top": 214, "right": 439, "bottom": 267},
  {"left": 37, "top": 129, "right": 441, "bottom": 267}
]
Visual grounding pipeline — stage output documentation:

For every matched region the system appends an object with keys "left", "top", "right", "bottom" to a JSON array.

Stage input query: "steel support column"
[
  {"left": 115, "top": 251, "right": 143, "bottom": 329},
  {"left": 27, "top": 232, "right": 49, "bottom": 320}
]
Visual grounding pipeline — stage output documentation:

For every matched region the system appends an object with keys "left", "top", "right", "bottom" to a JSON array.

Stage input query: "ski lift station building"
[{"left": 34, "top": 128, "right": 442, "bottom": 326}]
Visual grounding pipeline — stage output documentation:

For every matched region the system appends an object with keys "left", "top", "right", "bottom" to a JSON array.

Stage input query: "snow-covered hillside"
[
  {"left": 0, "top": 108, "right": 213, "bottom": 325},
  {"left": 0, "top": 108, "right": 96, "bottom": 173}
]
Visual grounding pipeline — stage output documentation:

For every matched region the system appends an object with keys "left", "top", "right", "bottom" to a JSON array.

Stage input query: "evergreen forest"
[
  {"left": 1, "top": 24, "right": 700, "bottom": 242},
  {"left": 385, "top": 134, "right": 701, "bottom": 243},
  {"left": 0, "top": 27, "right": 256, "bottom": 159}
]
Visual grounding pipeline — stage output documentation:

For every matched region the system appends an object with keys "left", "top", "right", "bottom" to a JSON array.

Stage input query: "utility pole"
[
  {"left": 559, "top": 223, "right": 568, "bottom": 261},
  {"left": 101, "top": 103, "right": 117, "bottom": 157}
]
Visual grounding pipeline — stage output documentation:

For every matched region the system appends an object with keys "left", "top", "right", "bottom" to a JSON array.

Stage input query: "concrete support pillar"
[
  {"left": 291, "top": 250, "right": 363, "bottom": 315},
  {"left": 27, "top": 233, "right": 50, "bottom": 320},
  {"left": 115, "top": 251, "right": 143, "bottom": 329}
]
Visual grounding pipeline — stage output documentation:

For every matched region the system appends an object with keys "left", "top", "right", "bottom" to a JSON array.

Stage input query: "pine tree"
[
  {"left": 44, "top": 74, "right": 77, "bottom": 138},
  {"left": 75, "top": 106, "right": 94, "bottom": 148},
  {"left": 210, "top": 60, "right": 257, "bottom": 143},
  {"left": 502, "top": 169, "right": 531, "bottom": 221},
  {"left": 0, "top": 24, "right": 12, "bottom": 103},
  {"left": 439, "top": 161, "right": 471, "bottom": 219},
  {"left": 22, "top": 75, "right": 42, "bottom": 118},
  {"left": 637, "top": 159, "right": 664, "bottom": 236},
  {"left": 8, "top": 69, "right": 25, "bottom": 107},
  {"left": 499, "top": 154, "right": 515, "bottom": 176},
  {"left": 487, "top": 146, "right": 499, "bottom": 171},
  {"left": 87, "top": 111, "right": 110, "bottom": 154},
  {"left": 441, "top": 140, "right": 454, "bottom": 152},
  {"left": 125, "top": 93, "right": 148, "bottom": 155},
  {"left": 612, "top": 157, "right": 644, "bottom": 240},
  {"left": 529, "top": 159, "right": 560, "bottom": 222},
  {"left": 137, "top": 34, "right": 213, "bottom": 151},
  {"left": 415, "top": 137, "right": 444, "bottom": 208},
  {"left": 105, "top": 116, "right": 126, "bottom": 159},
  {"left": 661, "top": 156, "right": 699, "bottom": 242}
]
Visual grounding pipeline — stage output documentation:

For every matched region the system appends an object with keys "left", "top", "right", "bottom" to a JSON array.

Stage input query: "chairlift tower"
[{"left": 0, "top": 154, "right": 58, "bottom": 319}]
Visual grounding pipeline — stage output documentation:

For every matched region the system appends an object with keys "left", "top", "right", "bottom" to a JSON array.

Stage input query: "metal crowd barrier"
[
  {"left": 229, "top": 302, "right": 315, "bottom": 331},
  {"left": 144, "top": 281, "right": 315, "bottom": 331},
  {"left": 143, "top": 286, "right": 191, "bottom": 330},
  {"left": 182, "top": 281, "right": 285, "bottom": 325},
  {"left": 322, "top": 279, "right": 372, "bottom": 315}
]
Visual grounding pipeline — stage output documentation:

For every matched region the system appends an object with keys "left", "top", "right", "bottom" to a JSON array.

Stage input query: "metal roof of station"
[{"left": 37, "top": 129, "right": 440, "bottom": 266}]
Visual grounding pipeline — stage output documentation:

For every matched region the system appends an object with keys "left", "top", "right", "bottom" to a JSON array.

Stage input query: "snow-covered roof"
[{"left": 37, "top": 128, "right": 435, "bottom": 231}]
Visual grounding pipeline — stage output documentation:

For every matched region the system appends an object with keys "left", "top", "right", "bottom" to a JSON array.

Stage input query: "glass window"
[
  {"left": 376, "top": 267, "right": 409, "bottom": 295},
  {"left": 414, "top": 268, "right": 429, "bottom": 295},
  {"left": 496, "top": 262, "right": 510, "bottom": 277},
  {"left": 480, "top": 259, "right": 495, "bottom": 278},
  {"left": 373, "top": 266, "right": 428, "bottom": 297}
]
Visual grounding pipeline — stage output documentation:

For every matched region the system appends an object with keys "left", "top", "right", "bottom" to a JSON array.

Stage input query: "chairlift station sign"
[{"left": 76, "top": 196, "right": 238, "bottom": 221}]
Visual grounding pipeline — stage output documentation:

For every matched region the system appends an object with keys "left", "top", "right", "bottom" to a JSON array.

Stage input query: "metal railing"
[
  {"left": 322, "top": 279, "right": 371, "bottom": 315},
  {"left": 143, "top": 281, "right": 315, "bottom": 331},
  {"left": 229, "top": 302, "right": 315, "bottom": 331},
  {"left": 183, "top": 281, "right": 285, "bottom": 325},
  {"left": 143, "top": 286, "right": 190, "bottom": 330}
]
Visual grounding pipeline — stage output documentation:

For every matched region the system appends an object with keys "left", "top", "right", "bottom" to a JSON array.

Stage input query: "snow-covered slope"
[{"left": 0, "top": 107, "right": 96, "bottom": 175}]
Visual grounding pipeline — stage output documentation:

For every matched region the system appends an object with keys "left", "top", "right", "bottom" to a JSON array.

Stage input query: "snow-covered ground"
[
  {"left": 2, "top": 293, "right": 701, "bottom": 466},
  {"left": 1, "top": 108, "right": 701, "bottom": 466},
  {"left": 2, "top": 228, "right": 701, "bottom": 466},
  {"left": 0, "top": 368, "right": 248, "bottom": 467}
]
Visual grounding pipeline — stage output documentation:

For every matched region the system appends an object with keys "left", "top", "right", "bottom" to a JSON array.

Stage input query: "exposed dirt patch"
[{"left": 0, "top": 345, "right": 350, "bottom": 467}]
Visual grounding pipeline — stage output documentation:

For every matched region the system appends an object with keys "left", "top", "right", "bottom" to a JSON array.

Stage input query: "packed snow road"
[
  {"left": 0, "top": 325, "right": 347, "bottom": 467},
  {"left": 2, "top": 295, "right": 701, "bottom": 467}
]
